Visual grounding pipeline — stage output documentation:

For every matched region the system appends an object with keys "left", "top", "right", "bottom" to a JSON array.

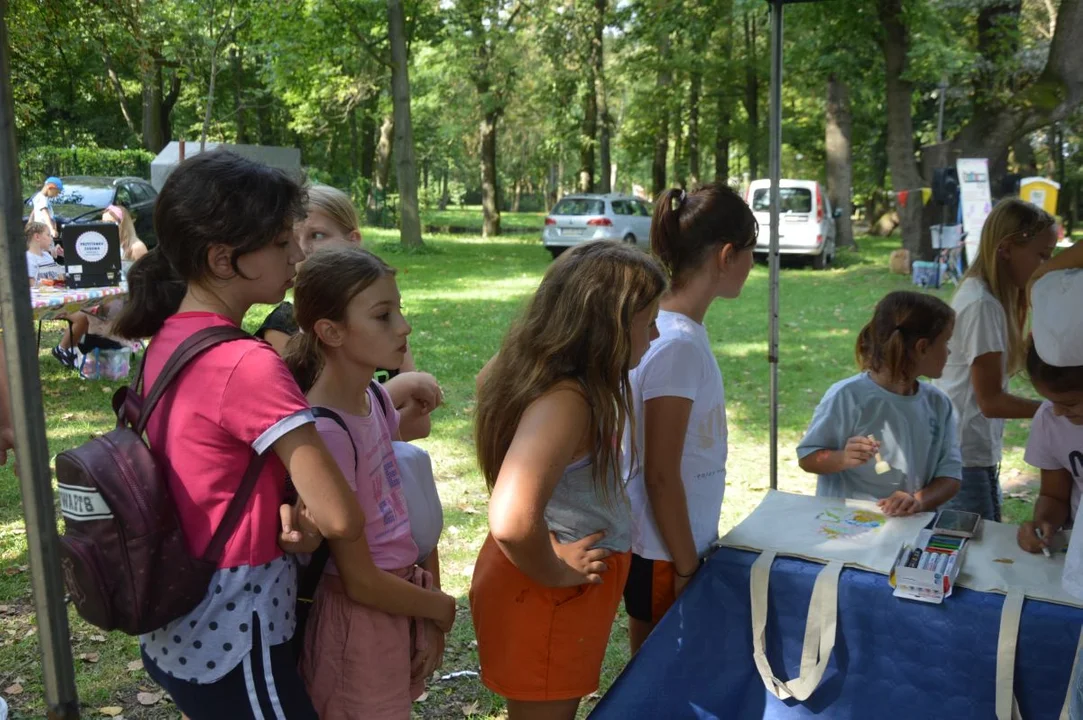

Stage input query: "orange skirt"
[{"left": 469, "top": 534, "right": 631, "bottom": 701}]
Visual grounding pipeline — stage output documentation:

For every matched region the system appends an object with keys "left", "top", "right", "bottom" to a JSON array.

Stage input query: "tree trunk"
[
  {"left": 579, "top": 85, "right": 596, "bottom": 192},
  {"left": 512, "top": 179, "right": 522, "bottom": 213},
  {"left": 687, "top": 70, "right": 702, "bottom": 186},
  {"left": 713, "top": 0, "right": 734, "bottom": 184},
  {"left": 652, "top": 33, "right": 671, "bottom": 197},
  {"left": 360, "top": 94, "right": 378, "bottom": 186},
  {"left": 1013, "top": 136, "right": 1037, "bottom": 175},
  {"left": 877, "top": 0, "right": 926, "bottom": 258},
  {"left": 547, "top": 162, "right": 558, "bottom": 210},
  {"left": 256, "top": 88, "right": 273, "bottom": 145},
  {"left": 743, "top": 12, "right": 759, "bottom": 181},
  {"left": 141, "top": 57, "right": 165, "bottom": 153},
  {"left": 349, "top": 105, "right": 359, "bottom": 175},
  {"left": 673, "top": 96, "right": 685, "bottom": 188},
  {"left": 374, "top": 115, "right": 394, "bottom": 194},
  {"left": 200, "top": 49, "right": 220, "bottom": 151},
  {"left": 480, "top": 110, "right": 501, "bottom": 237},
  {"left": 102, "top": 50, "right": 136, "bottom": 136},
  {"left": 950, "top": 0, "right": 1083, "bottom": 188},
  {"left": 557, "top": 151, "right": 565, "bottom": 202},
  {"left": 388, "top": 0, "right": 423, "bottom": 247},
  {"left": 161, "top": 70, "right": 180, "bottom": 148},
  {"left": 580, "top": 10, "right": 599, "bottom": 194},
  {"left": 232, "top": 46, "right": 248, "bottom": 143},
  {"left": 826, "top": 74, "right": 855, "bottom": 249},
  {"left": 595, "top": 0, "right": 611, "bottom": 193},
  {"left": 439, "top": 164, "right": 450, "bottom": 210}
]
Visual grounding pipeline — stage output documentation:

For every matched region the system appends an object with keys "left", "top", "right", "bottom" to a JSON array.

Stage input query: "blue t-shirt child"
[{"left": 797, "top": 373, "right": 963, "bottom": 501}]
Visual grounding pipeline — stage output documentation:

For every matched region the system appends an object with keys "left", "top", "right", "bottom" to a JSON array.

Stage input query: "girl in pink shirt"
[
  {"left": 113, "top": 150, "right": 365, "bottom": 720},
  {"left": 285, "top": 246, "right": 457, "bottom": 720}
]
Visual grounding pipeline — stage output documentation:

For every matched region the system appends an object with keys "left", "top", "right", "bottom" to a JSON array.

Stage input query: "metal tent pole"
[
  {"left": 768, "top": 0, "right": 784, "bottom": 491},
  {"left": 0, "top": 3, "right": 81, "bottom": 717}
]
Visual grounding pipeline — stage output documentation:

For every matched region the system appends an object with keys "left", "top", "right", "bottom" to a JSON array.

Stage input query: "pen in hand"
[{"left": 1035, "top": 527, "right": 1053, "bottom": 559}]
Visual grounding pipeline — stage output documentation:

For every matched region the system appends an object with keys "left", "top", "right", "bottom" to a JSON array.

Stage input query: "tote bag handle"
[{"left": 750, "top": 550, "right": 843, "bottom": 702}]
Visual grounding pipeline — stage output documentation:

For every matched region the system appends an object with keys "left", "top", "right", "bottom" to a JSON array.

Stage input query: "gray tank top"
[{"left": 544, "top": 455, "right": 631, "bottom": 552}]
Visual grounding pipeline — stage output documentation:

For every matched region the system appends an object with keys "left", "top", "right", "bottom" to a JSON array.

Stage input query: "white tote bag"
[
  {"left": 719, "top": 491, "right": 934, "bottom": 702},
  {"left": 720, "top": 491, "right": 1083, "bottom": 712}
]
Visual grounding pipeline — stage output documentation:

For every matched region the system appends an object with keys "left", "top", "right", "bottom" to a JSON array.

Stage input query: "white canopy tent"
[{"left": 0, "top": 1, "right": 816, "bottom": 713}]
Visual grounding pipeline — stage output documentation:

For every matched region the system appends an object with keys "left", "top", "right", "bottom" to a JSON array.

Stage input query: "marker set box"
[{"left": 890, "top": 529, "right": 967, "bottom": 605}]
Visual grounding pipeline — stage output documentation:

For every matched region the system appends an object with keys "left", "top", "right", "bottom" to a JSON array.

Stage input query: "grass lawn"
[{"left": 0, "top": 220, "right": 1043, "bottom": 719}]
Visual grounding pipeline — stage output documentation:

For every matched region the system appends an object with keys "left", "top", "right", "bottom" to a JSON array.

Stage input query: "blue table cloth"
[{"left": 593, "top": 547, "right": 1083, "bottom": 719}]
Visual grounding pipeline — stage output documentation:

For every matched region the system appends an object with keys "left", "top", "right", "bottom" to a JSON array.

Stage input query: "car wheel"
[
  {"left": 548, "top": 247, "right": 567, "bottom": 260},
  {"left": 812, "top": 249, "right": 828, "bottom": 270},
  {"left": 622, "top": 233, "right": 636, "bottom": 245}
]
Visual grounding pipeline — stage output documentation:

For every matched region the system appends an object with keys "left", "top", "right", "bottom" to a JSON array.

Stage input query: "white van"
[{"left": 746, "top": 179, "right": 838, "bottom": 269}]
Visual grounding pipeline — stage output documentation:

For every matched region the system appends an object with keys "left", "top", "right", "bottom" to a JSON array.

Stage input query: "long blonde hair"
[
  {"left": 308, "top": 184, "right": 361, "bottom": 238},
  {"left": 474, "top": 241, "right": 667, "bottom": 499},
  {"left": 963, "top": 197, "right": 1055, "bottom": 375},
  {"left": 104, "top": 205, "right": 141, "bottom": 260}
]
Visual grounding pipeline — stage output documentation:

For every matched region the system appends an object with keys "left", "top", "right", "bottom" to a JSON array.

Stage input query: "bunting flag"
[{"left": 893, "top": 187, "right": 934, "bottom": 208}]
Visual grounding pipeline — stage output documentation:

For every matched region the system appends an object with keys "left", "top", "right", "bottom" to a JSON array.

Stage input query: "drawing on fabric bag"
[{"left": 815, "top": 508, "right": 886, "bottom": 540}]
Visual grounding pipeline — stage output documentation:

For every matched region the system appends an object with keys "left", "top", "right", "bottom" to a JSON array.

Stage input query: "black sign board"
[{"left": 60, "top": 222, "right": 122, "bottom": 288}]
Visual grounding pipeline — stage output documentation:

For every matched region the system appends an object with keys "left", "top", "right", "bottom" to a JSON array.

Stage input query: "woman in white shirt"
[{"left": 934, "top": 198, "right": 1056, "bottom": 520}]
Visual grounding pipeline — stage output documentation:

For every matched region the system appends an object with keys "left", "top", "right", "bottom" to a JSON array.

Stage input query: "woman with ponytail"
[
  {"left": 116, "top": 150, "right": 364, "bottom": 719},
  {"left": 798, "top": 291, "right": 962, "bottom": 515},
  {"left": 623, "top": 183, "right": 756, "bottom": 654}
]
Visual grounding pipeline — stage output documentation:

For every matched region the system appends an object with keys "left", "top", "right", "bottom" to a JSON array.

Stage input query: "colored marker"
[{"left": 906, "top": 548, "right": 922, "bottom": 568}]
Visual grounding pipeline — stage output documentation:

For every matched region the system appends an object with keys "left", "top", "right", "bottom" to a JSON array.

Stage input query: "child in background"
[
  {"left": 257, "top": 184, "right": 442, "bottom": 441},
  {"left": 622, "top": 184, "right": 756, "bottom": 655},
  {"left": 115, "top": 150, "right": 364, "bottom": 719},
  {"left": 471, "top": 242, "right": 665, "bottom": 720},
  {"left": 25, "top": 221, "right": 62, "bottom": 285},
  {"left": 934, "top": 198, "right": 1057, "bottom": 520},
  {"left": 1014, "top": 240, "right": 1083, "bottom": 720},
  {"left": 103, "top": 204, "right": 148, "bottom": 262},
  {"left": 1017, "top": 240, "right": 1083, "bottom": 561},
  {"left": 29, "top": 176, "right": 62, "bottom": 238},
  {"left": 286, "top": 246, "right": 455, "bottom": 720},
  {"left": 798, "top": 291, "right": 962, "bottom": 515}
]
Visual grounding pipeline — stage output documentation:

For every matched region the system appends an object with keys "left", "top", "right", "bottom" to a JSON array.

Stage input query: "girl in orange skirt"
[{"left": 472, "top": 242, "right": 667, "bottom": 720}]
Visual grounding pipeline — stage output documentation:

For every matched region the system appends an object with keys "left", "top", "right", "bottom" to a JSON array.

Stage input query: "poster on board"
[{"left": 957, "top": 158, "right": 993, "bottom": 267}]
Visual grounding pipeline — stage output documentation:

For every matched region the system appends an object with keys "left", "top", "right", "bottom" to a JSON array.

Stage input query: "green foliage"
[
  {"left": 5, "top": 0, "right": 1080, "bottom": 224},
  {"left": 18, "top": 146, "right": 156, "bottom": 190}
]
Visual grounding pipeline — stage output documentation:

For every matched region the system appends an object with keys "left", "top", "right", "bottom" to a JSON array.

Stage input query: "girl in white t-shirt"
[
  {"left": 623, "top": 183, "right": 757, "bottom": 654},
  {"left": 934, "top": 198, "right": 1056, "bottom": 521}
]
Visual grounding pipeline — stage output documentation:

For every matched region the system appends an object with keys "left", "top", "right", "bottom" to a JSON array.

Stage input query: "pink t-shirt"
[
  {"left": 143, "top": 312, "right": 313, "bottom": 568},
  {"left": 317, "top": 384, "right": 419, "bottom": 573}
]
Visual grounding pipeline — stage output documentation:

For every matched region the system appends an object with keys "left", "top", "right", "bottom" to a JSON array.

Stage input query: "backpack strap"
[
  {"left": 310, "top": 407, "right": 358, "bottom": 471},
  {"left": 202, "top": 451, "right": 269, "bottom": 564},
  {"left": 369, "top": 379, "right": 388, "bottom": 417},
  {"left": 133, "top": 324, "right": 265, "bottom": 564},
  {"left": 136, "top": 325, "right": 253, "bottom": 434},
  {"left": 293, "top": 385, "right": 388, "bottom": 655}
]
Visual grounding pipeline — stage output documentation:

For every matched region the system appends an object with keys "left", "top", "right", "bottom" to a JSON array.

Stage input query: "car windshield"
[
  {"left": 54, "top": 185, "right": 114, "bottom": 211},
  {"left": 552, "top": 198, "right": 605, "bottom": 216},
  {"left": 752, "top": 187, "right": 812, "bottom": 214}
]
